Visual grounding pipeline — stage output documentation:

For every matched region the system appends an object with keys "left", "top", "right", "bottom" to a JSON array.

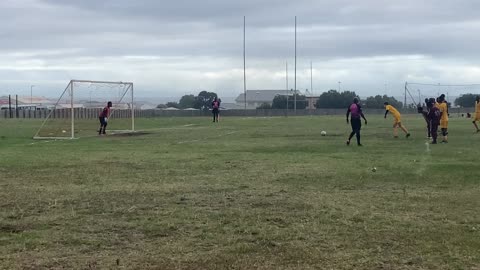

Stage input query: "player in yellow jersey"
[
  {"left": 384, "top": 102, "right": 411, "bottom": 138},
  {"left": 472, "top": 96, "right": 480, "bottom": 132},
  {"left": 437, "top": 94, "right": 449, "bottom": 143}
]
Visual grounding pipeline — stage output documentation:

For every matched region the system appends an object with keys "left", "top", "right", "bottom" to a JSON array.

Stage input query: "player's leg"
[
  {"left": 393, "top": 122, "right": 399, "bottom": 138},
  {"left": 431, "top": 122, "right": 438, "bottom": 144},
  {"left": 440, "top": 121, "right": 448, "bottom": 142},
  {"left": 98, "top": 117, "right": 104, "bottom": 135},
  {"left": 354, "top": 119, "right": 362, "bottom": 146},
  {"left": 473, "top": 118, "right": 479, "bottom": 132},
  {"left": 347, "top": 120, "right": 356, "bottom": 145},
  {"left": 399, "top": 124, "right": 410, "bottom": 137},
  {"left": 427, "top": 122, "right": 431, "bottom": 138},
  {"left": 355, "top": 125, "right": 362, "bottom": 146}
]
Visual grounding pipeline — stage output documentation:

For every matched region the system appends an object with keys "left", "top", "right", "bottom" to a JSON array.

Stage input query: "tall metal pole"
[
  {"left": 15, "top": 95, "right": 18, "bottom": 118},
  {"left": 310, "top": 61, "right": 313, "bottom": 95},
  {"left": 294, "top": 16, "right": 297, "bottom": 114},
  {"left": 8, "top": 95, "right": 12, "bottom": 118},
  {"left": 338, "top": 81, "right": 341, "bottom": 92},
  {"left": 131, "top": 83, "right": 135, "bottom": 131},
  {"left": 70, "top": 81, "right": 74, "bottom": 139},
  {"left": 404, "top": 82, "right": 408, "bottom": 109},
  {"left": 243, "top": 16, "right": 247, "bottom": 111},
  {"left": 30, "top": 85, "right": 35, "bottom": 104},
  {"left": 286, "top": 61, "right": 289, "bottom": 113},
  {"left": 310, "top": 61, "right": 313, "bottom": 111}
]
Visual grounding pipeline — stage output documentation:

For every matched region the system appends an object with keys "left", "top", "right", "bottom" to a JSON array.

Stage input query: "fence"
[{"left": 0, "top": 107, "right": 475, "bottom": 119}]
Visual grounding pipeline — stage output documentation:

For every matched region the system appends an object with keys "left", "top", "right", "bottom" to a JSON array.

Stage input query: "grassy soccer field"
[{"left": 0, "top": 115, "right": 479, "bottom": 269}]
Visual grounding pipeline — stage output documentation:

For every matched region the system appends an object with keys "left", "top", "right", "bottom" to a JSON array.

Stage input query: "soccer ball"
[
  {"left": 321, "top": 131, "right": 327, "bottom": 136},
  {"left": 62, "top": 130, "right": 66, "bottom": 133}
]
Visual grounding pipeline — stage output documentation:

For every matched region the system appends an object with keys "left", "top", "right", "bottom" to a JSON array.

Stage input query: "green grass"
[{"left": 0, "top": 115, "right": 479, "bottom": 269}]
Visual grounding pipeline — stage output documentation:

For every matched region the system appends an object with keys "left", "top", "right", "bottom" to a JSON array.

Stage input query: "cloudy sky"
[{"left": 1, "top": 0, "right": 480, "bottom": 100}]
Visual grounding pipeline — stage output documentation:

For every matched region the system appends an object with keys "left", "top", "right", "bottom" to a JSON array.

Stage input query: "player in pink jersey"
[{"left": 346, "top": 98, "right": 367, "bottom": 146}]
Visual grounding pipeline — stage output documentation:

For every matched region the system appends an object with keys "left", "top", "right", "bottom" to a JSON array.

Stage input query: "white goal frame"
[{"left": 34, "top": 79, "right": 134, "bottom": 140}]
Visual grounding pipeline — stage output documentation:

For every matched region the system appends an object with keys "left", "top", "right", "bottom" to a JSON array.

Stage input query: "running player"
[
  {"left": 98, "top": 101, "right": 112, "bottom": 135},
  {"left": 346, "top": 98, "right": 367, "bottom": 146},
  {"left": 472, "top": 96, "right": 480, "bottom": 132},
  {"left": 384, "top": 102, "right": 410, "bottom": 138},
  {"left": 437, "top": 94, "right": 449, "bottom": 143}
]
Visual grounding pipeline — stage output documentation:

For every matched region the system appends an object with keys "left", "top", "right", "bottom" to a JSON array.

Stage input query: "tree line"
[
  {"left": 260, "top": 90, "right": 403, "bottom": 109},
  {"left": 157, "top": 89, "right": 480, "bottom": 110},
  {"left": 158, "top": 91, "right": 218, "bottom": 110}
]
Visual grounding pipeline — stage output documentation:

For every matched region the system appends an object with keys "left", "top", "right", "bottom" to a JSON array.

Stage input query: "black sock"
[{"left": 356, "top": 132, "right": 361, "bottom": 145}]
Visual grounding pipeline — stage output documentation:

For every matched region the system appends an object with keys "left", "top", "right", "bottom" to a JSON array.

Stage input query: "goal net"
[{"left": 34, "top": 80, "right": 134, "bottom": 139}]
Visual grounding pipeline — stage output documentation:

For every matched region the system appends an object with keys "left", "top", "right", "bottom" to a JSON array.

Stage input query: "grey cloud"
[{"left": 2, "top": 0, "right": 480, "bottom": 97}]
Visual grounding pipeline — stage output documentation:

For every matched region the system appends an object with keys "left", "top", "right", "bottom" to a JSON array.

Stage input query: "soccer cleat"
[
  {"left": 431, "top": 141, "right": 437, "bottom": 144},
  {"left": 357, "top": 144, "right": 363, "bottom": 146},
  {"left": 394, "top": 136, "right": 399, "bottom": 139},
  {"left": 441, "top": 140, "right": 448, "bottom": 144},
  {"left": 406, "top": 133, "right": 411, "bottom": 138},
  {"left": 346, "top": 140, "right": 350, "bottom": 146}
]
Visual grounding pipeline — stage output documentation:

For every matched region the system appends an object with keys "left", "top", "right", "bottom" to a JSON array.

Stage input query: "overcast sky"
[{"left": 1, "top": 0, "right": 480, "bottom": 100}]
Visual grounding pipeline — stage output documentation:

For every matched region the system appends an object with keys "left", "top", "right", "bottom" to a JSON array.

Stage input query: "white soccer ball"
[
  {"left": 62, "top": 130, "right": 66, "bottom": 133},
  {"left": 321, "top": 131, "right": 327, "bottom": 136}
]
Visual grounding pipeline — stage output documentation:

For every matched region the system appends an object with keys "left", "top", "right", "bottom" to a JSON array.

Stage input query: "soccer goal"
[
  {"left": 34, "top": 80, "right": 134, "bottom": 139},
  {"left": 405, "top": 81, "right": 480, "bottom": 107}
]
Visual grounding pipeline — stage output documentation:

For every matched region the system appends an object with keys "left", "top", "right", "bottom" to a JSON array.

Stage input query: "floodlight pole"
[
  {"left": 286, "top": 61, "right": 289, "bottom": 114},
  {"left": 404, "top": 82, "right": 408, "bottom": 109},
  {"left": 30, "top": 85, "right": 35, "bottom": 104},
  {"left": 70, "top": 81, "right": 74, "bottom": 139},
  {"left": 243, "top": 16, "right": 247, "bottom": 111},
  {"left": 310, "top": 61, "right": 313, "bottom": 96},
  {"left": 131, "top": 83, "right": 135, "bottom": 131},
  {"left": 294, "top": 16, "right": 297, "bottom": 114}
]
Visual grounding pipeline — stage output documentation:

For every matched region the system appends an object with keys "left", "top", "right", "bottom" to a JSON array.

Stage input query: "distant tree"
[
  {"left": 166, "top": 102, "right": 179, "bottom": 108},
  {"left": 316, "top": 90, "right": 357, "bottom": 108},
  {"left": 194, "top": 91, "right": 217, "bottom": 110},
  {"left": 271, "top": 94, "right": 307, "bottom": 109},
  {"left": 178, "top": 94, "right": 196, "bottom": 109},
  {"left": 272, "top": 95, "right": 289, "bottom": 109},
  {"left": 455, "top": 94, "right": 479, "bottom": 107},
  {"left": 156, "top": 104, "right": 167, "bottom": 109},
  {"left": 293, "top": 94, "right": 307, "bottom": 110},
  {"left": 365, "top": 95, "right": 403, "bottom": 109},
  {"left": 257, "top": 102, "right": 272, "bottom": 109}
]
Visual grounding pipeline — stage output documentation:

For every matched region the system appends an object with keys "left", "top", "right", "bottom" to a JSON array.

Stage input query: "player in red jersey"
[{"left": 98, "top": 101, "right": 112, "bottom": 135}]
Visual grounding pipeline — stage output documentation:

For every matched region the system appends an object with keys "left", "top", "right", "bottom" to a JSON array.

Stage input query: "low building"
[{"left": 306, "top": 95, "right": 320, "bottom": 110}]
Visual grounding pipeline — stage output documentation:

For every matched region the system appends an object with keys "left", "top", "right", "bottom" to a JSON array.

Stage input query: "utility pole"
[
  {"left": 243, "top": 16, "right": 247, "bottom": 111},
  {"left": 294, "top": 16, "right": 297, "bottom": 114},
  {"left": 30, "top": 85, "right": 35, "bottom": 104}
]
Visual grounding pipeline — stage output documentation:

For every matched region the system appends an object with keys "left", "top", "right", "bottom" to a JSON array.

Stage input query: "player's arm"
[
  {"left": 358, "top": 105, "right": 367, "bottom": 124},
  {"left": 360, "top": 112, "right": 367, "bottom": 124},
  {"left": 346, "top": 107, "right": 350, "bottom": 123},
  {"left": 384, "top": 110, "right": 389, "bottom": 119}
]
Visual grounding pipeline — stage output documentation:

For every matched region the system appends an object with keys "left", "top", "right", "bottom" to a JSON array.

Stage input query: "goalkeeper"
[{"left": 98, "top": 101, "right": 112, "bottom": 135}]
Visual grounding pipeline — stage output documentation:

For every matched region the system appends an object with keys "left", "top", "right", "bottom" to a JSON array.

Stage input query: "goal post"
[
  {"left": 405, "top": 81, "right": 480, "bottom": 108},
  {"left": 34, "top": 80, "right": 135, "bottom": 139}
]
